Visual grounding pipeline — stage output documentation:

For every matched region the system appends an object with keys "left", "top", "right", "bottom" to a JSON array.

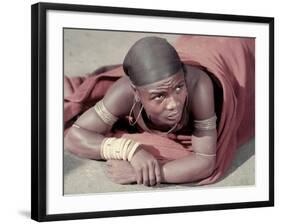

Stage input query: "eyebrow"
[
  {"left": 148, "top": 80, "right": 185, "bottom": 94},
  {"left": 148, "top": 90, "right": 167, "bottom": 94}
]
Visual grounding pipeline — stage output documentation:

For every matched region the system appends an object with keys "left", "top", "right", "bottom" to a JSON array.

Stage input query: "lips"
[{"left": 167, "top": 111, "right": 180, "bottom": 120}]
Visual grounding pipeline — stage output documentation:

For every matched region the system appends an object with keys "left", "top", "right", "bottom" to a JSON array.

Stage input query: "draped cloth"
[{"left": 64, "top": 35, "right": 255, "bottom": 185}]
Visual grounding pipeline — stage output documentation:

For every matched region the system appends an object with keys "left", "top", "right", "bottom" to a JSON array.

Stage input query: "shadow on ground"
[{"left": 224, "top": 139, "right": 255, "bottom": 177}]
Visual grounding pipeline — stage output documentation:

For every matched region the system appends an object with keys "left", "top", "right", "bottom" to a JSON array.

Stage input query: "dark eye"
[
  {"left": 175, "top": 84, "right": 184, "bottom": 93},
  {"left": 153, "top": 94, "right": 165, "bottom": 101}
]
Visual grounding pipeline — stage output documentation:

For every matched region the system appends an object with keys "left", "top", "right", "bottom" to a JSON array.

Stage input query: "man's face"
[{"left": 136, "top": 70, "right": 187, "bottom": 129}]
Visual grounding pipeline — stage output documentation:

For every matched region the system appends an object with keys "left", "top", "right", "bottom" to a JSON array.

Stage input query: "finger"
[
  {"left": 180, "top": 140, "right": 192, "bottom": 144},
  {"left": 105, "top": 166, "right": 113, "bottom": 176},
  {"left": 180, "top": 141, "right": 192, "bottom": 147},
  {"left": 106, "top": 160, "right": 113, "bottom": 167},
  {"left": 105, "top": 169, "right": 113, "bottom": 180},
  {"left": 176, "top": 135, "right": 192, "bottom": 140},
  {"left": 154, "top": 162, "right": 162, "bottom": 185},
  {"left": 106, "top": 170, "right": 120, "bottom": 183},
  {"left": 142, "top": 166, "right": 149, "bottom": 186},
  {"left": 148, "top": 162, "right": 156, "bottom": 186},
  {"left": 135, "top": 168, "right": 143, "bottom": 185},
  {"left": 167, "top": 133, "right": 177, "bottom": 140}
]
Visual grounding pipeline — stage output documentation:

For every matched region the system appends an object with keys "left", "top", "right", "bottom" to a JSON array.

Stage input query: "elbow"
[
  {"left": 64, "top": 128, "right": 79, "bottom": 155},
  {"left": 202, "top": 158, "right": 216, "bottom": 178}
]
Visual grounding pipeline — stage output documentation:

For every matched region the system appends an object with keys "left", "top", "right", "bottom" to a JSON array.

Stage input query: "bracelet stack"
[
  {"left": 93, "top": 100, "right": 118, "bottom": 126},
  {"left": 194, "top": 115, "right": 217, "bottom": 131},
  {"left": 100, "top": 137, "right": 140, "bottom": 161}
]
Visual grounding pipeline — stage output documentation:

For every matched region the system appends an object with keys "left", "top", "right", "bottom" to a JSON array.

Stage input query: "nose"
[{"left": 166, "top": 96, "right": 178, "bottom": 111}]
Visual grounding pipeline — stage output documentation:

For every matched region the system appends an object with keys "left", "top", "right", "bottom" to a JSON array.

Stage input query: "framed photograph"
[{"left": 31, "top": 2, "right": 274, "bottom": 222}]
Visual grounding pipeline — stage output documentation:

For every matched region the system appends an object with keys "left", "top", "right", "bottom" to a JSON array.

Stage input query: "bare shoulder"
[
  {"left": 195, "top": 69, "right": 214, "bottom": 93},
  {"left": 73, "top": 76, "right": 134, "bottom": 133},
  {"left": 184, "top": 64, "right": 211, "bottom": 86},
  {"left": 185, "top": 65, "right": 215, "bottom": 120},
  {"left": 103, "top": 76, "right": 135, "bottom": 117}
]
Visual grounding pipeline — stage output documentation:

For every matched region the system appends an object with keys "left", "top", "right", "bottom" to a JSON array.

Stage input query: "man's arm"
[
  {"left": 160, "top": 131, "right": 216, "bottom": 183},
  {"left": 160, "top": 71, "right": 217, "bottom": 183},
  {"left": 64, "top": 76, "right": 134, "bottom": 160},
  {"left": 65, "top": 76, "right": 163, "bottom": 186}
]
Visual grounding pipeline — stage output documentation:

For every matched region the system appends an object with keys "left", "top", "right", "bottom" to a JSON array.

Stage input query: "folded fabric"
[{"left": 175, "top": 36, "right": 255, "bottom": 184}]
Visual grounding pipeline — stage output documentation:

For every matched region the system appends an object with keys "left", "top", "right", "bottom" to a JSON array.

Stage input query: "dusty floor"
[{"left": 63, "top": 29, "right": 255, "bottom": 195}]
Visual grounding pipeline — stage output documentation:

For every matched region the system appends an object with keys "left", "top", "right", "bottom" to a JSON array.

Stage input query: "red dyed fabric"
[{"left": 64, "top": 35, "right": 255, "bottom": 185}]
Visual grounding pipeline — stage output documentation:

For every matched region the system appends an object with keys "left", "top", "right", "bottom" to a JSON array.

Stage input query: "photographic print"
[
  {"left": 63, "top": 29, "right": 255, "bottom": 195},
  {"left": 31, "top": 2, "right": 274, "bottom": 222}
]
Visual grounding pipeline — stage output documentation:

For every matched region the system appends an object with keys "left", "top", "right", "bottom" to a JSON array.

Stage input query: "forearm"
[
  {"left": 64, "top": 126, "right": 105, "bottom": 160},
  {"left": 160, "top": 154, "right": 215, "bottom": 184}
]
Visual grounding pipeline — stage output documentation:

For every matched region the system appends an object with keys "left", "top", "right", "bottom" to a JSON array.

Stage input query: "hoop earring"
[{"left": 129, "top": 99, "right": 143, "bottom": 126}]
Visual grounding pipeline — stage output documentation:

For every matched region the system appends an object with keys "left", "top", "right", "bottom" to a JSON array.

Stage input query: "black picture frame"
[{"left": 31, "top": 2, "right": 274, "bottom": 222}]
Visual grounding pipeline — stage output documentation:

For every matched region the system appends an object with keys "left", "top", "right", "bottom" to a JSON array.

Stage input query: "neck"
[{"left": 143, "top": 111, "right": 180, "bottom": 133}]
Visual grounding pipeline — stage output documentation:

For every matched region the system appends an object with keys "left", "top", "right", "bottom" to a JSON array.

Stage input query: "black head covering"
[{"left": 123, "top": 36, "right": 182, "bottom": 86}]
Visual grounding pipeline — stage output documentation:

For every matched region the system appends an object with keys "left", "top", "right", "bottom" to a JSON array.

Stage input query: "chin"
[{"left": 162, "top": 120, "right": 178, "bottom": 128}]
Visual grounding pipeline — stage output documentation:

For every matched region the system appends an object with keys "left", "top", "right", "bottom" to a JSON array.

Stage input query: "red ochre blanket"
[{"left": 64, "top": 35, "right": 255, "bottom": 185}]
